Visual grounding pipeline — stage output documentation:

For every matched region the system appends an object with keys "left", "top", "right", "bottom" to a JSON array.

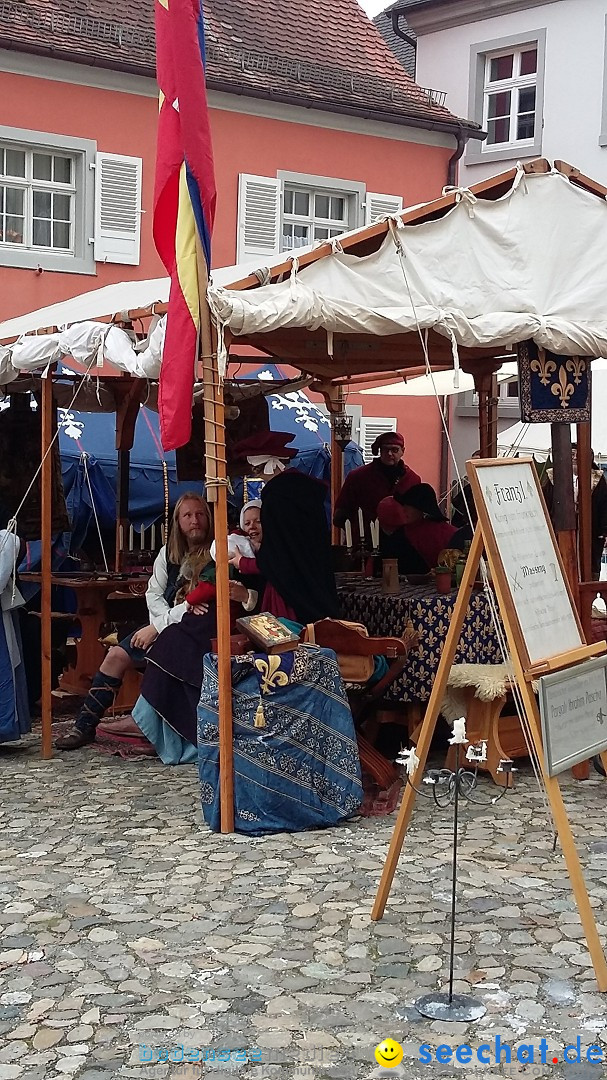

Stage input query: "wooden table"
[{"left": 20, "top": 573, "right": 148, "bottom": 697}]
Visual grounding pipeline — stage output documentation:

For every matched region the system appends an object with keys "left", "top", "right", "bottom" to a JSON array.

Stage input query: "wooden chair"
[{"left": 301, "top": 618, "right": 419, "bottom": 787}]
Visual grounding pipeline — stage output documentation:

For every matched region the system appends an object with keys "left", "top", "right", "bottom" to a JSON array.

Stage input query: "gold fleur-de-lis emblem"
[
  {"left": 565, "top": 356, "right": 587, "bottom": 385},
  {"left": 254, "top": 655, "right": 290, "bottom": 695},
  {"left": 551, "top": 366, "right": 575, "bottom": 408},
  {"left": 530, "top": 350, "right": 557, "bottom": 386}
]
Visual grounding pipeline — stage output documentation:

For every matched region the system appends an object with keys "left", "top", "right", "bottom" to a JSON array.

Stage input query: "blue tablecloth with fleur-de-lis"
[
  {"left": 337, "top": 577, "right": 503, "bottom": 703},
  {"left": 197, "top": 645, "right": 363, "bottom": 834}
]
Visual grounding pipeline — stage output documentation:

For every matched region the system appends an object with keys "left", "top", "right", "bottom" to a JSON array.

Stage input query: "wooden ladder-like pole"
[{"left": 40, "top": 374, "right": 53, "bottom": 759}]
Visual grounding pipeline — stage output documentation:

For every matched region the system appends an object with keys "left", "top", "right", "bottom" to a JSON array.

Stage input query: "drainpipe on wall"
[
  {"left": 390, "top": 10, "right": 418, "bottom": 59},
  {"left": 447, "top": 123, "right": 468, "bottom": 188}
]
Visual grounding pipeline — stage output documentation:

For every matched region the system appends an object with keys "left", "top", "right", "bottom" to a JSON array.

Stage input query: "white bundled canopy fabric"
[
  {"left": 0, "top": 278, "right": 170, "bottom": 387},
  {"left": 208, "top": 169, "right": 607, "bottom": 359},
  {"left": 0, "top": 320, "right": 166, "bottom": 385}
]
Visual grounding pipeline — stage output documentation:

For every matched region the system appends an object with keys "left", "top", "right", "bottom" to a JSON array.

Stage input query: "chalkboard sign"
[
  {"left": 539, "top": 656, "right": 607, "bottom": 775},
  {"left": 468, "top": 459, "right": 583, "bottom": 665}
]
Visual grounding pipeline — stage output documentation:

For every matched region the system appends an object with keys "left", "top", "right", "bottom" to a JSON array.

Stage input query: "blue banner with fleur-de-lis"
[{"left": 517, "top": 340, "right": 591, "bottom": 423}]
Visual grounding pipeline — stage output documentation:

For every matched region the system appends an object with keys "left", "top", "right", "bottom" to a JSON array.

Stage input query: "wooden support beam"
[
  {"left": 471, "top": 364, "right": 501, "bottom": 457},
  {"left": 318, "top": 385, "right": 346, "bottom": 546},
  {"left": 40, "top": 375, "right": 53, "bottom": 760},
  {"left": 197, "top": 241, "right": 234, "bottom": 834},
  {"left": 115, "top": 449, "right": 130, "bottom": 573},
  {"left": 577, "top": 423, "right": 593, "bottom": 583},
  {"left": 551, "top": 423, "right": 579, "bottom": 602}
]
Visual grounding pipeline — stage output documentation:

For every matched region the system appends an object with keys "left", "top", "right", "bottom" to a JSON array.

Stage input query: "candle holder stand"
[{"left": 397, "top": 724, "right": 515, "bottom": 1024}]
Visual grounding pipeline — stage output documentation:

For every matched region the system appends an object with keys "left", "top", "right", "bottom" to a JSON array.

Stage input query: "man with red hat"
[{"left": 333, "top": 430, "right": 421, "bottom": 540}]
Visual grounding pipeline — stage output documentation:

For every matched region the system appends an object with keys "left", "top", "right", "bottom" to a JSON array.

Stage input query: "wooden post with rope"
[
  {"left": 372, "top": 457, "right": 607, "bottom": 991},
  {"left": 197, "top": 247, "right": 234, "bottom": 833},
  {"left": 40, "top": 372, "right": 54, "bottom": 760}
]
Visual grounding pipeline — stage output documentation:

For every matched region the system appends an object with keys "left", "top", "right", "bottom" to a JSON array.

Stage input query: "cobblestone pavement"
[{"left": 2, "top": 738, "right": 607, "bottom": 1080}]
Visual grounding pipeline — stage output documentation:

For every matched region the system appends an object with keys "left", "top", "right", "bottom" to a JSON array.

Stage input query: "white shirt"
[
  {"left": 145, "top": 547, "right": 188, "bottom": 633},
  {"left": 145, "top": 545, "right": 257, "bottom": 633}
]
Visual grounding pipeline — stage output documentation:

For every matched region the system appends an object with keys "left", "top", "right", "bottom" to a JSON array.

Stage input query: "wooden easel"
[{"left": 372, "top": 457, "right": 607, "bottom": 991}]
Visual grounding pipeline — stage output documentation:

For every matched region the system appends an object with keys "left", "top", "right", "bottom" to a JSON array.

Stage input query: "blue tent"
[
  {"left": 58, "top": 366, "right": 362, "bottom": 537},
  {"left": 59, "top": 405, "right": 200, "bottom": 532}
]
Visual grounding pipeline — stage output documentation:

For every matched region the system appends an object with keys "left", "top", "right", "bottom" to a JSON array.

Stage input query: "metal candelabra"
[{"left": 397, "top": 721, "right": 515, "bottom": 1022}]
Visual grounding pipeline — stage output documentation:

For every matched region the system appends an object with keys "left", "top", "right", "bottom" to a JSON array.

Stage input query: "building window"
[
  {"left": 0, "top": 145, "right": 76, "bottom": 252},
  {"left": 466, "top": 30, "right": 545, "bottom": 166},
  {"left": 0, "top": 127, "right": 97, "bottom": 274},
  {"left": 282, "top": 184, "right": 349, "bottom": 249},
  {"left": 484, "top": 46, "right": 537, "bottom": 147},
  {"left": 236, "top": 172, "right": 402, "bottom": 263}
]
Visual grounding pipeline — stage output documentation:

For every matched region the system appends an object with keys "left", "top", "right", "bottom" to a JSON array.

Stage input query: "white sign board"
[
  {"left": 539, "top": 656, "right": 607, "bottom": 775},
  {"left": 473, "top": 461, "right": 582, "bottom": 664}
]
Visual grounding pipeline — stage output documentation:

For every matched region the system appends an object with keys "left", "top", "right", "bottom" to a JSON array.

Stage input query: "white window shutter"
[
  {"left": 94, "top": 152, "right": 142, "bottom": 265},
  {"left": 358, "top": 416, "right": 397, "bottom": 463},
  {"left": 365, "top": 192, "right": 404, "bottom": 225},
  {"left": 236, "top": 174, "right": 282, "bottom": 263}
]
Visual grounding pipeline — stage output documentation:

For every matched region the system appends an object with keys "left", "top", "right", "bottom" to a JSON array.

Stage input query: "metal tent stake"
[{"left": 415, "top": 738, "right": 487, "bottom": 1023}]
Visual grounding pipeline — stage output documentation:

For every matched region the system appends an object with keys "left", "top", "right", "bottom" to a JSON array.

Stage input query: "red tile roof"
[{"left": 0, "top": 0, "right": 479, "bottom": 132}]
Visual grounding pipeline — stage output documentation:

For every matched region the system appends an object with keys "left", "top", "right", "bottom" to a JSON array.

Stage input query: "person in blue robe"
[{"left": 0, "top": 525, "right": 30, "bottom": 743}]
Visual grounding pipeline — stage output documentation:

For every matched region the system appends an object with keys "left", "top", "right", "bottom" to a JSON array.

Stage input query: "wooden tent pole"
[
  {"left": 201, "top": 349, "right": 234, "bottom": 832},
  {"left": 577, "top": 421, "right": 593, "bottom": 585},
  {"left": 551, "top": 423, "right": 579, "bottom": 603},
  {"left": 551, "top": 423, "right": 587, "bottom": 778},
  {"left": 197, "top": 243, "right": 234, "bottom": 833},
  {"left": 115, "top": 450, "right": 129, "bottom": 572},
  {"left": 40, "top": 374, "right": 53, "bottom": 759},
  {"left": 329, "top": 387, "right": 345, "bottom": 546}
]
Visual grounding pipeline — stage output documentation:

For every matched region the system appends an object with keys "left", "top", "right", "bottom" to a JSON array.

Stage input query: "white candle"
[
  {"left": 128, "top": 525, "right": 134, "bottom": 551},
  {"left": 344, "top": 520, "right": 353, "bottom": 550},
  {"left": 140, "top": 525, "right": 145, "bottom": 550},
  {"left": 119, "top": 525, "right": 124, "bottom": 551},
  {"left": 449, "top": 717, "right": 468, "bottom": 745},
  {"left": 371, "top": 519, "right": 379, "bottom": 550},
  {"left": 151, "top": 524, "right": 156, "bottom": 550},
  {"left": 358, "top": 507, "right": 365, "bottom": 543}
]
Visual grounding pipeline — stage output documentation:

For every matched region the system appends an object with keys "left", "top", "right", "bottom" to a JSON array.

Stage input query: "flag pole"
[{"left": 197, "top": 244, "right": 234, "bottom": 833}]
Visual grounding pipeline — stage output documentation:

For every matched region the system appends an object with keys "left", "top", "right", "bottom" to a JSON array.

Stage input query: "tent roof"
[
  {"left": 208, "top": 159, "right": 607, "bottom": 381},
  {"left": 0, "top": 260, "right": 271, "bottom": 345},
  {"left": 4, "top": 158, "right": 607, "bottom": 389}
]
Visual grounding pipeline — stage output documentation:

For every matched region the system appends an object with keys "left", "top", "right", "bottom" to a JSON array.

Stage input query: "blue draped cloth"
[
  {"left": 197, "top": 644, "right": 363, "bottom": 834},
  {"left": 0, "top": 611, "right": 30, "bottom": 743}
]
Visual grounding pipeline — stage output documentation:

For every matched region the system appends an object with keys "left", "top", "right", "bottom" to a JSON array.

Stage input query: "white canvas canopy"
[
  {"left": 4, "top": 162, "right": 607, "bottom": 390},
  {"left": 209, "top": 167, "right": 607, "bottom": 362}
]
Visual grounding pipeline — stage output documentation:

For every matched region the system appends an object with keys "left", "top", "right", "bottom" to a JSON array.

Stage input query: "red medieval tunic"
[{"left": 334, "top": 460, "right": 421, "bottom": 539}]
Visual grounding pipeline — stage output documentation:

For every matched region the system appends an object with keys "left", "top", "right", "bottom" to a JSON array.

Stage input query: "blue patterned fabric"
[
  {"left": 518, "top": 340, "right": 591, "bottom": 423},
  {"left": 337, "top": 578, "right": 502, "bottom": 703},
  {"left": 197, "top": 644, "right": 363, "bottom": 834}
]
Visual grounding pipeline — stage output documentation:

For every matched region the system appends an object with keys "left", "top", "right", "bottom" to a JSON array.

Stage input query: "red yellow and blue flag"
[{"left": 154, "top": 0, "right": 216, "bottom": 450}]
